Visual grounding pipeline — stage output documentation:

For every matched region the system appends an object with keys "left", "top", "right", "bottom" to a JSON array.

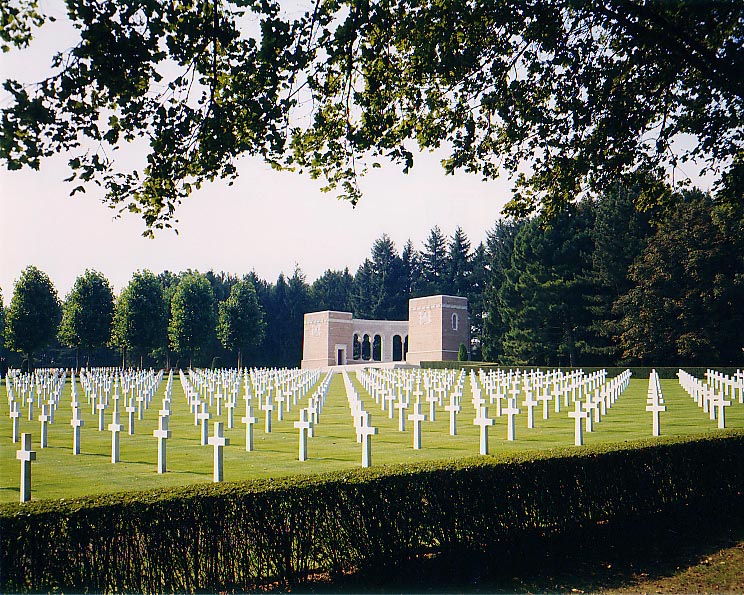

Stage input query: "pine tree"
[
  {"left": 421, "top": 226, "right": 448, "bottom": 294},
  {"left": 446, "top": 226, "right": 472, "bottom": 297}
]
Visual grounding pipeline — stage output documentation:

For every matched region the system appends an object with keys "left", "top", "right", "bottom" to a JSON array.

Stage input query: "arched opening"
[
  {"left": 403, "top": 336, "right": 409, "bottom": 360},
  {"left": 372, "top": 335, "right": 382, "bottom": 361},
  {"left": 362, "top": 334, "right": 371, "bottom": 361},
  {"left": 392, "top": 335, "right": 403, "bottom": 361},
  {"left": 452, "top": 313, "right": 459, "bottom": 331},
  {"left": 354, "top": 334, "right": 362, "bottom": 360}
]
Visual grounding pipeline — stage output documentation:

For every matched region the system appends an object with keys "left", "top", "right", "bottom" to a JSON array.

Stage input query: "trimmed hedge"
[
  {"left": 420, "top": 362, "right": 743, "bottom": 379},
  {"left": 1, "top": 431, "right": 743, "bottom": 593}
]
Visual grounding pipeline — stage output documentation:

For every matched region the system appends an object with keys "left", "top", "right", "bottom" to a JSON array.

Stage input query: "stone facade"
[
  {"left": 300, "top": 295, "right": 469, "bottom": 369},
  {"left": 405, "top": 295, "right": 470, "bottom": 365}
]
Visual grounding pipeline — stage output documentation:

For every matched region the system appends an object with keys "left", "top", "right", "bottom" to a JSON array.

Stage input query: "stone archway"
[
  {"left": 362, "top": 334, "right": 371, "bottom": 361},
  {"left": 392, "top": 335, "right": 403, "bottom": 361}
]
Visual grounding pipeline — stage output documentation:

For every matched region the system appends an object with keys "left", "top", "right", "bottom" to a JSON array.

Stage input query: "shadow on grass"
[{"left": 293, "top": 505, "right": 744, "bottom": 594}]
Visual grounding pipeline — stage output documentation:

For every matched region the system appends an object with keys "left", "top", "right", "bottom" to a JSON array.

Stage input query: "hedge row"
[
  {"left": 421, "top": 362, "right": 743, "bottom": 379},
  {"left": 1, "top": 431, "right": 743, "bottom": 593}
]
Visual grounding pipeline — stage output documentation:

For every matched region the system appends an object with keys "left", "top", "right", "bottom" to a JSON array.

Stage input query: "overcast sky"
[{"left": 0, "top": 1, "right": 515, "bottom": 303}]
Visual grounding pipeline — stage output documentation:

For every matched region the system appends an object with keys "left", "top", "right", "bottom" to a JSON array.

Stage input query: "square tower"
[
  {"left": 300, "top": 311, "right": 353, "bottom": 368},
  {"left": 406, "top": 295, "right": 469, "bottom": 365}
]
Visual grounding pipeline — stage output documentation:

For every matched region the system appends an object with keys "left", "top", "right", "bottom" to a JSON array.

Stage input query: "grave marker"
[
  {"left": 153, "top": 415, "right": 172, "bottom": 474},
  {"left": 408, "top": 403, "right": 427, "bottom": 450},
  {"left": 105, "top": 410, "right": 122, "bottom": 462},
  {"left": 473, "top": 407, "right": 495, "bottom": 455},
  {"left": 71, "top": 406, "right": 84, "bottom": 455},
  {"left": 568, "top": 399, "right": 589, "bottom": 446},
  {"left": 207, "top": 422, "right": 230, "bottom": 482},
  {"left": 16, "top": 433, "right": 36, "bottom": 503}
]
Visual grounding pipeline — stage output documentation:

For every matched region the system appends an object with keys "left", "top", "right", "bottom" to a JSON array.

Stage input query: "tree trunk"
[
  {"left": 121, "top": 347, "right": 126, "bottom": 369},
  {"left": 140, "top": 354, "right": 143, "bottom": 370},
  {"left": 237, "top": 349, "right": 242, "bottom": 370}
]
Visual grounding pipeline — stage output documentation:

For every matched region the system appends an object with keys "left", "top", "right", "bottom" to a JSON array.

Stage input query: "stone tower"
[{"left": 405, "top": 295, "right": 469, "bottom": 365}]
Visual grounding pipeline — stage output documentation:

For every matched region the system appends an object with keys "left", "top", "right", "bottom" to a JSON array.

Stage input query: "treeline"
[{"left": 1, "top": 188, "right": 742, "bottom": 371}]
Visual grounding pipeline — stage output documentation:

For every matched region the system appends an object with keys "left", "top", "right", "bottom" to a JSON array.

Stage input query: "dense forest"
[{"left": 2, "top": 187, "right": 743, "bottom": 371}]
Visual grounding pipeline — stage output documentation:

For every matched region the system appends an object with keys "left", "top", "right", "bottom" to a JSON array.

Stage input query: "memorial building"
[{"left": 300, "top": 295, "right": 469, "bottom": 368}]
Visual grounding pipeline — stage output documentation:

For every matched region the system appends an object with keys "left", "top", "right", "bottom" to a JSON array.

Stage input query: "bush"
[{"left": 1, "top": 431, "right": 742, "bottom": 593}]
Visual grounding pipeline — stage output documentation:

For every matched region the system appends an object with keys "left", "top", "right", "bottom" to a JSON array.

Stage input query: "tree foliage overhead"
[{"left": 2, "top": 0, "right": 741, "bottom": 232}]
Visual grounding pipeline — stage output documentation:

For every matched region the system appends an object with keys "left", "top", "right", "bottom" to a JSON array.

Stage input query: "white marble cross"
[
  {"left": 445, "top": 400, "right": 461, "bottom": 436},
  {"left": 10, "top": 401, "right": 21, "bottom": 443},
  {"left": 294, "top": 408, "right": 311, "bottom": 462},
  {"left": 198, "top": 402, "right": 211, "bottom": 446},
  {"left": 125, "top": 402, "right": 136, "bottom": 435},
  {"left": 568, "top": 399, "right": 589, "bottom": 446},
  {"left": 645, "top": 399, "right": 666, "bottom": 436},
  {"left": 97, "top": 401, "right": 107, "bottom": 432},
  {"left": 395, "top": 400, "right": 408, "bottom": 432},
  {"left": 523, "top": 390, "right": 538, "bottom": 429},
  {"left": 207, "top": 422, "right": 230, "bottom": 482},
  {"left": 473, "top": 406, "right": 494, "bottom": 455},
  {"left": 408, "top": 403, "right": 427, "bottom": 450},
  {"left": 358, "top": 412, "right": 378, "bottom": 468},
  {"left": 713, "top": 392, "right": 731, "bottom": 429},
  {"left": 241, "top": 403, "right": 258, "bottom": 452},
  {"left": 108, "top": 410, "right": 123, "bottom": 463},
  {"left": 38, "top": 405, "right": 50, "bottom": 448},
  {"left": 16, "top": 433, "right": 36, "bottom": 503},
  {"left": 263, "top": 399, "right": 274, "bottom": 433},
  {"left": 153, "top": 415, "right": 172, "bottom": 474},
  {"left": 502, "top": 398, "right": 520, "bottom": 441}
]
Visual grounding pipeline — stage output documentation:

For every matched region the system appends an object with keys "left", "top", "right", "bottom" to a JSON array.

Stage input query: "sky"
[{"left": 0, "top": 1, "right": 515, "bottom": 304}]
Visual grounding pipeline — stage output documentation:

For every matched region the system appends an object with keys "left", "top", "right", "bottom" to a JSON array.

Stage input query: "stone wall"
[{"left": 301, "top": 295, "right": 469, "bottom": 369}]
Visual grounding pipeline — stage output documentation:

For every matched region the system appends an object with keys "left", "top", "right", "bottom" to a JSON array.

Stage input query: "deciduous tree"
[
  {"left": 58, "top": 269, "right": 115, "bottom": 368},
  {"left": 217, "top": 279, "right": 265, "bottom": 369},
  {"left": 4, "top": 266, "right": 61, "bottom": 369}
]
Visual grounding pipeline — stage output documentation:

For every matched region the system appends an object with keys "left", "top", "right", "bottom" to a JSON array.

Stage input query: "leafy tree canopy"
[
  {"left": 4, "top": 265, "right": 61, "bottom": 361},
  {"left": 217, "top": 278, "right": 265, "bottom": 368},
  {"left": 2, "top": 0, "right": 741, "bottom": 233},
  {"left": 111, "top": 269, "right": 167, "bottom": 360},
  {"left": 58, "top": 269, "right": 115, "bottom": 352}
]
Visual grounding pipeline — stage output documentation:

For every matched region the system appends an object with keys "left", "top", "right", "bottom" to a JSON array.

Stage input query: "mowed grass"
[{"left": 1, "top": 371, "right": 742, "bottom": 503}]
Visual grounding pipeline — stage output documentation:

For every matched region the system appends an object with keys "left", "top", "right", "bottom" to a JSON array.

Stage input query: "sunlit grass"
[{"left": 1, "top": 370, "right": 741, "bottom": 503}]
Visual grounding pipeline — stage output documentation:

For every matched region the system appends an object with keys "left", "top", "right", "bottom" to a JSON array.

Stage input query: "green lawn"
[{"left": 1, "top": 370, "right": 742, "bottom": 503}]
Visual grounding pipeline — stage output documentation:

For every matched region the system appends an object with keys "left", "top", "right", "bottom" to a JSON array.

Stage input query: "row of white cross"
[{"left": 678, "top": 369, "right": 735, "bottom": 429}]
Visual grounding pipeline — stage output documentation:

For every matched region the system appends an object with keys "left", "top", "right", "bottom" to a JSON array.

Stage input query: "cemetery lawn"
[{"left": 1, "top": 373, "right": 743, "bottom": 503}]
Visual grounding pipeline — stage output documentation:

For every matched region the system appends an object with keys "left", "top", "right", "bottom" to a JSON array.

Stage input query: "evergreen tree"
[
  {"left": 370, "top": 234, "right": 407, "bottom": 319},
  {"left": 446, "top": 226, "right": 472, "bottom": 297},
  {"left": 4, "top": 266, "right": 61, "bottom": 370},
  {"left": 351, "top": 259, "right": 376, "bottom": 320},
  {"left": 285, "top": 267, "right": 312, "bottom": 367},
  {"left": 468, "top": 242, "right": 488, "bottom": 360},
  {"left": 585, "top": 188, "right": 652, "bottom": 363},
  {"left": 401, "top": 239, "right": 422, "bottom": 300},
  {"left": 498, "top": 205, "right": 596, "bottom": 366},
  {"left": 420, "top": 226, "right": 448, "bottom": 294},
  {"left": 481, "top": 220, "right": 522, "bottom": 362},
  {"left": 310, "top": 268, "right": 354, "bottom": 312},
  {"left": 58, "top": 269, "right": 115, "bottom": 368}
]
